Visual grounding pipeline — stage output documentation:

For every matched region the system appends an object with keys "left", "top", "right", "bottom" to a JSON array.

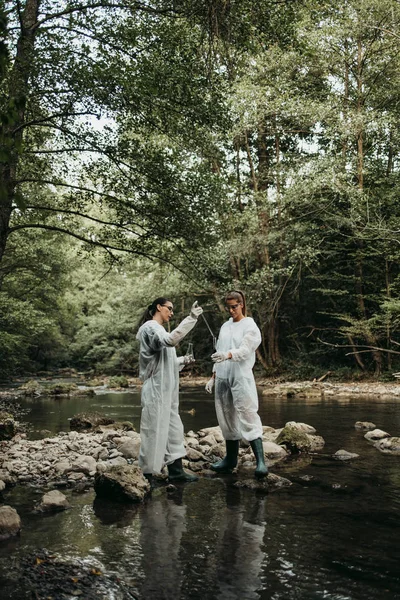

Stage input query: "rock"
[
  {"left": 275, "top": 424, "right": 313, "bottom": 453},
  {"left": 0, "top": 411, "right": 17, "bottom": 440},
  {"left": 94, "top": 465, "right": 150, "bottom": 502},
  {"left": 70, "top": 456, "right": 97, "bottom": 474},
  {"left": 355, "top": 421, "right": 376, "bottom": 431},
  {"left": 333, "top": 449, "right": 360, "bottom": 460},
  {"left": 0, "top": 505, "right": 21, "bottom": 539},
  {"left": 262, "top": 441, "right": 288, "bottom": 460},
  {"left": 19, "top": 380, "right": 43, "bottom": 396},
  {"left": 233, "top": 473, "right": 292, "bottom": 492},
  {"left": 364, "top": 429, "right": 391, "bottom": 441},
  {"left": 198, "top": 426, "right": 224, "bottom": 443},
  {"left": 70, "top": 412, "right": 115, "bottom": 431},
  {"left": 307, "top": 435, "right": 325, "bottom": 451},
  {"left": 0, "top": 480, "right": 5, "bottom": 492},
  {"left": 186, "top": 447, "right": 205, "bottom": 461},
  {"left": 199, "top": 434, "right": 217, "bottom": 447},
  {"left": 117, "top": 438, "right": 141, "bottom": 459},
  {"left": 374, "top": 437, "right": 400, "bottom": 455},
  {"left": 36, "top": 490, "right": 70, "bottom": 513},
  {"left": 285, "top": 421, "right": 316, "bottom": 434}
]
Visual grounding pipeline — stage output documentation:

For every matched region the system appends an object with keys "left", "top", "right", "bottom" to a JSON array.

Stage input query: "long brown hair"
[
  {"left": 225, "top": 290, "right": 246, "bottom": 316},
  {"left": 137, "top": 296, "right": 172, "bottom": 328}
]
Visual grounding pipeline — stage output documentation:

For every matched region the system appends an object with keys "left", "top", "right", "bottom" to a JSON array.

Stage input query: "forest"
[{"left": 1, "top": 0, "right": 400, "bottom": 381}]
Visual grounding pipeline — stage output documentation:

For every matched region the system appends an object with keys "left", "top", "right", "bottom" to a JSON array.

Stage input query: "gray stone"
[
  {"left": 186, "top": 447, "right": 205, "bottom": 461},
  {"left": 233, "top": 473, "right": 292, "bottom": 492},
  {"left": 262, "top": 441, "right": 288, "bottom": 460},
  {"left": 333, "top": 449, "right": 360, "bottom": 460},
  {"left": 355, "top": 421, "right": 376, "bottom": 431},
  {"left": 364, "top": 429, "right": 391, "bottom": 441},
  {"left": 36, "top": 490, "right": 70, "bottom": 513},
  {"left": 285, "top": 421, "right": 316, "bottom": 434},
  {"left": 374, "top": 437, "right": 400, "bottom": 455},
  {"left": 0, "top": 505, "right": 21, "bottom": 539},
  {"left": 94, "top": 465, "right": 150, "bottom": 502},
  {"left": 70, "top": 455, "right": 97, "bottom": 474}
]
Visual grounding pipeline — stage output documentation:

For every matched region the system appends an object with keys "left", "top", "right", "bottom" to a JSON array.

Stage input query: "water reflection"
[
  {"left": 138, "top": 489, "right": 187, "bottom": 599},
  {"left": 2, "top": 390, "right": 400, "bottom": 599},
  {"left": 214, "top": 486, "right": 266, "bottom": 600}
]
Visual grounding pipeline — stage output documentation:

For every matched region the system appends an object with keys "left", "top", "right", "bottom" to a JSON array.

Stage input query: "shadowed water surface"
[{"left": 0, "top": 387, "right": 399, "bottom": 599}]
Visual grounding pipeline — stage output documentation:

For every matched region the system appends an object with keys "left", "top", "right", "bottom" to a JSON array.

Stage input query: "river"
[{"left": 0, "top": 386, "right": 399, "bottom": 599}]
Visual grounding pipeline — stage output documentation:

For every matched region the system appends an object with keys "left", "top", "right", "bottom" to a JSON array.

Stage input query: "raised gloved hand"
[
  {"left": 190, "top": 300, "right": 203, "bottom": 319},
  {"left": 205, "top": 377, "right": 215, "bottom": 394},
  {"left": 211, "top": 351, "right": 231, "bottom": 363}
]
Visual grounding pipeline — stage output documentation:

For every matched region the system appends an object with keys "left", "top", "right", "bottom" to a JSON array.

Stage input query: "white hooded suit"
[
  {"left": 136, "top": 315, "right": 197, "bottom": 474},
  {"left": 214, "top": 317, "right": 263, "bottom": 441}
]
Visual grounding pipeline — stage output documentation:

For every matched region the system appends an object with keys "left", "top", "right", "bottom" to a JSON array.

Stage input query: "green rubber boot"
[
  {"left": 143, "top": 473, "right": 154, "bottom": 489},
  {"left": 250, "top": 437, "right": 268, "bottom": 479},
  {"left": 167, "top": 458, "right": 198, "bottom": 482},
  {"left": 210, "top": 440, "right": 239, "bottom": 474}
]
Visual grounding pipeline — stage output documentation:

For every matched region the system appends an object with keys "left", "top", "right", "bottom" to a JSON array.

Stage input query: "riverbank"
[
  {"left": 2, "top": 376, "right": 400, "bottom": 401},
  {"left": 179, "top": 376, "right": 400, "bottom": 399}
]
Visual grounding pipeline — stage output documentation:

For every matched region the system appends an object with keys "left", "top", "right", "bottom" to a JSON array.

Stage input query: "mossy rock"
[
  {"left": 47, "top": 383, "right": 78, "bottom": 395},
  {"left": 0, "top": 411, "right": 17, "bottom": 440},
  {"left": 19, "top": 380, "right": 43, "bottom": 396},
  {"left": 108, "top": 376, "right": 129, "bottom": 388},
  {"left": 70, "top": 412, "right": 115, "bottom": 430},
  {"left": 276, "top": 425, "right": 312, "bottom": 454}
]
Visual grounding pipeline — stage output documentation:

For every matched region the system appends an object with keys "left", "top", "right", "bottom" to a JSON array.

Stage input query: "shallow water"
[{"left": 1, "top": 388, "right": 400, "bottom": 599}]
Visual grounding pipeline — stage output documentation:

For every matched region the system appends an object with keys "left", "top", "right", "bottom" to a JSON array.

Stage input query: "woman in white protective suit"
[
  {"left": 137, "top": 297, "right": 203, "bottom": 484},
  {"left": 205, "top": 291, "right": 268, "bottom": 479}
]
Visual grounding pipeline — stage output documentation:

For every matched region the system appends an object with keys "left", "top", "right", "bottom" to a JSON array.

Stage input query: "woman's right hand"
[
  {"left": 190, "top": 301, "right": 203, "bottom": 319},
  {"left": 205, "top": 377, "right": 215, "bottom": 394}
]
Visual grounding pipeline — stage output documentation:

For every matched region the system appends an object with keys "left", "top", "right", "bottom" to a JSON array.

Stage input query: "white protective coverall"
[
  {"left": 136, "top": 315, "right": 197, "bottom": 474},
  {"left": 214, "top": 317, "right": 263, "bottom": 442}
]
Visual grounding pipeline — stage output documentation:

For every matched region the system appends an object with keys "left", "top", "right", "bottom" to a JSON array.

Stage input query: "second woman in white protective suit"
[
  {"left": 205, "top": 291, "right": 268, "bottom": 479},
  {"left": 137, "top": 297, "right": 203, "bottom": 484}
]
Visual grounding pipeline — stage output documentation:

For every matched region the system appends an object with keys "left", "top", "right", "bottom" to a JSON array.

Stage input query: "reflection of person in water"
[
  {"left": 138, "top": 490, "right": 187, "bottom": 600},
  {"left": 215, "top": 487, "right": 266, "bottom": 599}
]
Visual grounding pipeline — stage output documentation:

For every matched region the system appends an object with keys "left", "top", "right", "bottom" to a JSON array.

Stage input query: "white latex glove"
[
  {"left": 211, "top": 351, "right": 230, "bottom": 363},
  {"left": 182, "top": 354, "right": 195, "bottom": 365},
  {"left": 205, "top": 377, "right": 215, "bottom": 394},
  {"left": 190, "top": 300, "right": 203, "bottom": 319},
  {"left": 177, "top": 354, "right": 195, "bottom": 366}
]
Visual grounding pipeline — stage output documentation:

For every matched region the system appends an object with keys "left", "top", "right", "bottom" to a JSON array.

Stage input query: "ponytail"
[{"left": 136, "top": 296, "right": 172, "bottom": 329}]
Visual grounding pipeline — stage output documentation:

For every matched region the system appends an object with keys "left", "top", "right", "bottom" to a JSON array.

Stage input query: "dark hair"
[
  {"left": 225, "top": 290, "right": 246, "bottom": 316},
  {"left": 137, "top": 296, "right": 172, "bottom": 328}
]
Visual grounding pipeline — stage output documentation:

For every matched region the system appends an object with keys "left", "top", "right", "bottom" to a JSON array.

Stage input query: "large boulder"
[
  {"left": 94, "top": 465, "right": 150, "bottom": 502},
  {"left": 275, "top": 424, "right": 313, "bottom": 453},
  {"left": 0, "top": 505, "right": 21, "bottom": 540}
]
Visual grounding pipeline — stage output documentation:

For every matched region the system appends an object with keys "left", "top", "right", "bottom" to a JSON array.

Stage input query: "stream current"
[{"left": 0, "top": 386, "right": 399, "bottom": 599}]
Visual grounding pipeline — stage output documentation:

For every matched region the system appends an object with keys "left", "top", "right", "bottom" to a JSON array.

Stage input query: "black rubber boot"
[
  {"left": 143, "top": 473, "right": 154, "bottom": 489},
  {"left": 210, "top": 440, "right": 239, "bottom": 474},
  {"left": 250, "top": 438, "right": 268, "bottom": 479},
  {"left": 167, "top": 458, "right": 198, "bottom": 482}
]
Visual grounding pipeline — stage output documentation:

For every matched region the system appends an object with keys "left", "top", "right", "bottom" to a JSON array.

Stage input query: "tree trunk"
[{"left": 0, "top": 0, "right": 40, "bottom": 265}]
